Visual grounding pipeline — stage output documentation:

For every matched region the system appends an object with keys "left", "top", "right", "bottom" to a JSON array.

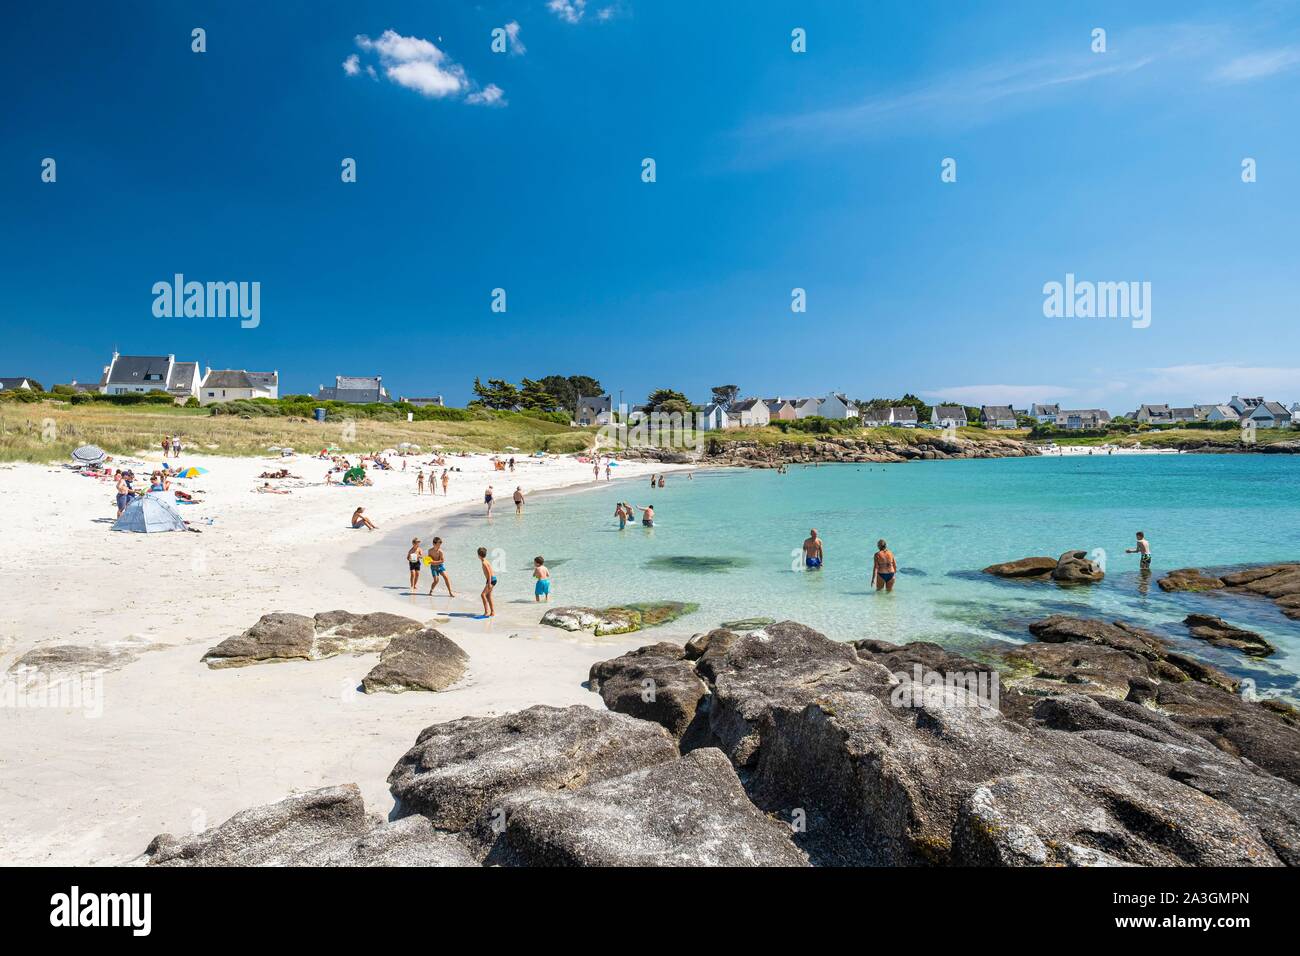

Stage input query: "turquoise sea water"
[{"left": 367, "top": 456, "right": 1300, "bottom": 699}]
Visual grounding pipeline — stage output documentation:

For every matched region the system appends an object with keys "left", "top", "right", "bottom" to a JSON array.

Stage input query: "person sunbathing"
[
  {"left": 351, "top": 507, "right": 377, "bottom": 530},
  {"left": 257, "top": 482, "right": 290, "bottom": 495}
]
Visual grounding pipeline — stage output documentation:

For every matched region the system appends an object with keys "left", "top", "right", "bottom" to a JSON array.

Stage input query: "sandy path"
[{"left": 0, "top": 450, "right": 688, "bottom": 864}]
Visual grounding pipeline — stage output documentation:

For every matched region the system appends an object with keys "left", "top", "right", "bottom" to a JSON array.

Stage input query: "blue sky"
[{"left": 3, "top": 0, "right": 1299, "bottom": 410}]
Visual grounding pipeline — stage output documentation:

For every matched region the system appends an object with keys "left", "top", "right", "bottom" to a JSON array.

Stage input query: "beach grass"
[
  {"left": 1044, "top": 428, "right": 1297, "bottom": 448},
  {"left": 0, "top": 400, "right": 595, "bottom": 463}
]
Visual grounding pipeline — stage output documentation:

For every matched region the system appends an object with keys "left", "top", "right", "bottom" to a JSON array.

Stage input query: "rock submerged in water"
[
  {"left": 361, "top": 628, "right": 469, "bottom": 694},
  {"left": 1158, "top": 568, "right": 1226, "bottom": 593},
  {"left": 202, "top": 611, "right": 429, "bottom": 668},
  {"left": 982, "top": 550, "right": 1104, "bottom": 584},
  {"left": 540, "top": 602, "right": 698, "bottom": 636},
  {"left": 1159, "top": 562, "right": 1300, "bottom": 620},
  {"left": 1183, "top": 614, "right": 1276, "bottom": 657}
]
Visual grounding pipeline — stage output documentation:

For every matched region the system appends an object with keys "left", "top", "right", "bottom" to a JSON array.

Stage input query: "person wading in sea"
[
  {"left": 1126, "top": 531, "right": 1152, "bottom": 569},
  {"left": 802, "top": 529, "right": 824, "bottom": 570},
  {"left": 872, "top": 539, "right": 897, "bottom": 592}
]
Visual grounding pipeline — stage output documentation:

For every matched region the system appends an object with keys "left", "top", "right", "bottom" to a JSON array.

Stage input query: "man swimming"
[
  {"left": 802, "top": 529, "right": 823, "bottom": 570},
  {"left": 872, "top": 539, "right": 897, "bottom": 592},
  {"left": 1126, "top": 531, "right": 1152, "bottom": 569}
]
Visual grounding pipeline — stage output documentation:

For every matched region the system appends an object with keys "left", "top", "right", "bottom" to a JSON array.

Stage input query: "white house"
[
  {"left": 99, "top": 352, "right": 200, "bottom": 403},
  {"left": 698, "top": 403, "right": 729, "bottom": 430},
  {"left": 726, "top": 398, "right": 771, "bottom": 428},
  {"left": 199, "top": 368, "right": 279, "bottom": 405},
  {"left": 764, "top": 399, "right": 797, "bottom": 422},
  {"left": 1245, "top": 401, "right": 1293, "bottom": 429},
  {"left": 793, "top": 397, "right": 822, "bottom": 419},
  {"left": 1028, "top": 403, "right": 1059, "bottom": 423},
  {"left": 816, "top": 394, "right": 849, "bottom": 420},
  {"left": 1203, "top": 404, "right": 1240, "bottom": 422},
  {"left": 0, "top": 377, "right": 39, "bottom": 392},
  {"left": 862, "top": 406, "right": 918, "bottom": 427},
  {"left": 931, "top": 405, "right": 967, "bottom": 428},
  {"left": 1055, "top": 409, "right": 1112, "bottom": 430},
  {"left": 1291, "top": 402, "right": 1300, "bottom": 421},
  {"left": 317, "top": 375, "right": 392, "bottom": 404}
]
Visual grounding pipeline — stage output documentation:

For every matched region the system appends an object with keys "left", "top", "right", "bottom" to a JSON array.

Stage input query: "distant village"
[{"left": 1, "top": 351, "right": 1296, "bottom": 433}]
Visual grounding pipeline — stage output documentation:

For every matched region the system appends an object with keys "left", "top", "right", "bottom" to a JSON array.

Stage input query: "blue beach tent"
[{"left": 113, "top": 493, "right": 188, "bottom": 533}]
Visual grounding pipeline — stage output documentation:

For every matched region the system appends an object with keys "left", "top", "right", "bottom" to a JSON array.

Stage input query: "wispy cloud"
[
  {"left": 345, "top": 30, "right": 503, "bottom": 106},
  {"left": 1139, "top": 363, "right": 1300, "bottom": 400},
  {"left": 1212, "top": 46, "right": 1300, "bottom": 82},
  {"left": 547, "top": 0, "right": 587, "bottom": 24},
  {"left": 504, "top": 21, "right": 526, "bottom": 55},
  {"left": 921, "top": 384, "right": 1076, "bottom": 405}
]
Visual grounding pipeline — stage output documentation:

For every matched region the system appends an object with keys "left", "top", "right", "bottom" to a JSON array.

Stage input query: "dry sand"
[{"left": 0, "top": 449, "right": 688, "bottom": 864}]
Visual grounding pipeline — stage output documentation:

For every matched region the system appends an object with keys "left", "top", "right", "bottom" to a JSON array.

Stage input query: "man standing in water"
[
  {"left": 802, "top": 529, "right": 824, "bottom": 570},
  {"left": 513, "top": 486, "right": 525, "bottom": 515},
  {"left": 872, "top": 539, "right": 897, "bottom": 592},
  {"left": 1126, "top": 531, "right": 1152, "bottom": 569}
]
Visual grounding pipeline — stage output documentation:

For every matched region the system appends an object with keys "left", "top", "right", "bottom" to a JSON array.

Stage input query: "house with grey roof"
[
  {"left": 1028, "top": 403, "right": 1059, "bottom": 423},
  {"left": 1134, "top": 404, "right": 1173, "bottom": 424},
  {"left": 401, "top": 396, "right": 445, "bottom": 408},
  {"left": 317, "top": 375, "right": 391, "bottom": 404},
  {"left": 726, "top": 397, "right": 770, "bottom": 428},
  {"left": 698, "top": 403, "right": 729, "bottom": 430},
  {"left": 99, "top": 352, "right": 200, "bottom": 402},
  {"left": 1201, "top": 404, "right": 1240, "bottom": 422},
  {"left": 930, "top": 405, "right": 967, "bottom": 428},
  {"left": 200, "top": 367, "right": 279, "bottom": 405},
  {"left": 574, "top": 395, "right": 612, "bottom": 426},
  {"left": 1244, "top": 401, "right": 1293, "bottom": 429},
  {"left": 0, "top": 377, "right": 41, "bottom": 392},
  {"left": 793, "top": 397, "right": 822, "bottom": 419},
  {"left": 764, "top": 399, "right": 797, "bottom": 421},
  {"left": 979, "top": 405, "right": 1018, "bottom": 429},
  {"left": 1228, "top": 395, "right": 1264, "bottom": 416},
  {"left": 862, "top": 406, "right": 918, "bottom": 427},
  {"left": 1055, "top": 409, "right": 1112, "bottom": 430}
]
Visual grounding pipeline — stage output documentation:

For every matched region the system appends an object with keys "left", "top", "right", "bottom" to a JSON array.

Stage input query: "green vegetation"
[{"left": 0, "top": 395, "right": 594, "bottom": 463}]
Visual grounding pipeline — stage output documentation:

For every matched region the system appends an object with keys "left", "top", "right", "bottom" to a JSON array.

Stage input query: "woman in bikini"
[
  {"left": 407, "top": 538, "right": 424, "bottom": 592},
  {"left": 872, "top": 539, "right": 897, "bottom": 593}
]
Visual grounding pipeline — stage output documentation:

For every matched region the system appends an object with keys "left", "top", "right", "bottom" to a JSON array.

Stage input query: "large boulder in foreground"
[
  {"left": 982, "top": 556, "right": 1056, "bottom": 578},
  {"left": 202, "top": 611, "right": 426, "bottom": 668},
  {"left": 485, "top": 748, "right": 808, "bottom": 866},
  {"left": 361, "top": 628, "right": 468, "bottom": 693},
  {"left": 387, "top": 705, "right": 679, "bottom": 831},
  {"left": 1183, "top": 614, "right": 1276, "bottom": 657},
  {"left": 143, "top": 785, "right": 477, "bottom": 866},
  {"left": 588, "top": 642, "right": 709, "bottom": 739}
]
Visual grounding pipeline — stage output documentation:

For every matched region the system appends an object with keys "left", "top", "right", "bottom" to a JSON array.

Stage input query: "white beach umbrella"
[{"left": 71, "top": 444, "right": 106, "bottom": 466}]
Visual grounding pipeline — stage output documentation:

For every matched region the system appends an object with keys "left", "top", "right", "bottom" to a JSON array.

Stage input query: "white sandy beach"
[{"left": 0, "top": 449, "right": 687, "bottom": 865}]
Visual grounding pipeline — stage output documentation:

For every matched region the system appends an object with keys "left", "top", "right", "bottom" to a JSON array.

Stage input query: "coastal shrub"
[
  {"left": 770, "top": 416, "right": 858, "bottom": 435},
  {"left": 69, "top": 391, "right": 175, "bottom": 406},
  {"left": 513, "top": 409, "right": 570, "bottom": 426},
  {"left": 0, "top": 389, "right": 46, "bottom": 404}
]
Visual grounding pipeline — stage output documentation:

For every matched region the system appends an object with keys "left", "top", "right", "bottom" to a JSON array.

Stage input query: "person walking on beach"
[
  {"left": 478, "top": 546, "right": 496, "bottom": 618},
  {"left": 513, "top": 486, "right": 525, "bottom": 515},
  {"left": 441, "top": 470, "right": 449, "bottom": 496},
  {"left": 351, "top": 507, "right": 377, "bottom": 530},
  {"left": 605, "top": 462, "right": 612, "bottom": 480},
  {"left": 416, "top": 469, "right": 425, "bottom": 495},
  {"left": 173, "top": 435, "right": 182, "bottom": 458},
  {"left": 427, "top": 537, "right": 453, "bottom": 596},
  {"left": 872, "top": 539, "right": 897, "bottom": 592},
  {"left": 533, "top": 556, "right": 551, "bottom": 603},
  {"left": 407, "top": 538, "right": 424, "bottom": 593},
  {"left": 802, "top": 529, "right": 824, "bottom": 570},
  {"left": 1126, "top": 531, "right": 1152, "bottom": 569},
  {"left": 161, "top": 436, "right": 171, "bottom": 458},
  {"left": 484, "top": 485, "right": 495, "bottom": 516}
]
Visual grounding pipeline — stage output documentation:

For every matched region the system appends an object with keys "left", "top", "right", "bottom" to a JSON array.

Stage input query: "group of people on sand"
[
  {"left": 404, "top": 536, "right": 552, "bottom": 618},
  {"left": 416, "top": 468, "right": 451, "bottom": 496}
]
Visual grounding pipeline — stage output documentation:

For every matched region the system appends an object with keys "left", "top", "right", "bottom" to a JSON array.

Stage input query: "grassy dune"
[{"left": 0, "top": 401, "right": 595, "bottom": 463}]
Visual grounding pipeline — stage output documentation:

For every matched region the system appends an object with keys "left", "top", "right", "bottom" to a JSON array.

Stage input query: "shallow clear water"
[{"left": 364, "top": 456, "right": 1300, "bottom": 698}]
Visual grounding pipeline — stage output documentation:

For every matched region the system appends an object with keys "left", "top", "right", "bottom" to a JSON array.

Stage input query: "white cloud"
[
  {"left": 346, "top": 30, "right": 502, "bottom": 105},
  {"left": 1212, "top": 46, "right": 1300, "bottom": 82},
  {"left": 921, "top": 384, "right": 1076, "bottom": 405},
  {"left": 505, "top": 21, "right": 525, "bottom": 55},
  {"left": 547, "top": 0, "right": 587, "bottom": 23},
  {"left": 467, "top": 84, "right": 506, "bottom": 107}
]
